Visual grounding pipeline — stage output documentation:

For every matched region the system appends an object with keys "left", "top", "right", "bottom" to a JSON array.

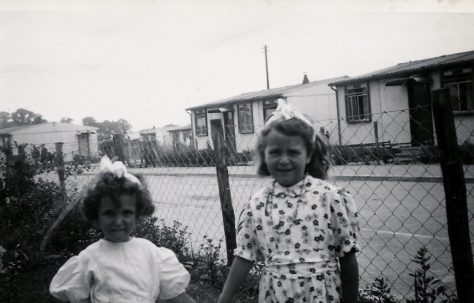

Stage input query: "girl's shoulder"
[
  {"left": 305, "top": 176, "right": 351, "bottom": 196},
  {"left": 77, "top": 239, "right": 102, "bottom": 257},
  {"left": 130, "top": 238, "right": 178, "bottom": 257},
  {"left": 249, "top": 179, "right": 274, "bottom": 203},
  {"left": 305, "top": 176, "right": 336, "bottom": 191}
]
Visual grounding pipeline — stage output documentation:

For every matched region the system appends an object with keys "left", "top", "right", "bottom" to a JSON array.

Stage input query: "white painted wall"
[{"left": 286, "top": 82, "right": 340, "bottom": 145}]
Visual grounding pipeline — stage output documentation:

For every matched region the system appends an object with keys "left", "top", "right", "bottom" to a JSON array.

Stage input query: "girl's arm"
[
  {"left": 167, "top": 292, "right": 196, "bottom": 303},
  {"left": 339, "top": 252, "right": 359, "bottom": 303},
  {"left": 218, "top": 256, "right": 254, "bottom": 303}
]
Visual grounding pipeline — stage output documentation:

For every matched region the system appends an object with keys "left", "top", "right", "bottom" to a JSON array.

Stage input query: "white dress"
[
  {"left": 50, "top": 237, "right": 190, "bottom": 303},
  {"left": 235, "top": 175, "right": 360, "bottom": 303}
]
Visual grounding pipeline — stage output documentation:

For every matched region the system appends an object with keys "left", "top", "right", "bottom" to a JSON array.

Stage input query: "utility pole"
[{"left": 264, "top": 45, "right": 270, "bottom": 89}]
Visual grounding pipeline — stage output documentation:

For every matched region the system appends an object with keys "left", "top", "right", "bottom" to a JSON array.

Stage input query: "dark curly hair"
[
  {"left": 256, "top": 118, "right": 331, "bottom": 180},
  {"left": 80, "top": 172, "right": 155, "bottom": 223}
]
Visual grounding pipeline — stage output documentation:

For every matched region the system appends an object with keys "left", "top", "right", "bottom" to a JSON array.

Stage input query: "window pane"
[
  {"left": 238, "top": 102, "right": 253, "bottom": 133},
  {"left": 443, "top": 69, "right": 473, "bottom": 112},
  {"left": 195, "top": 110, "right": 207, "bottom": 136}
]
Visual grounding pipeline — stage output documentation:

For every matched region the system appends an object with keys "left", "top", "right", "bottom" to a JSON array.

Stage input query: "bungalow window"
[
  {"left": 143, "top": 133, "right": 156, "bottom": 141},
  {"left": 194, "top": 109, "right": 208, "bottom": 136},
  {"left": 263, "top": 99, "right": 278, "bottom": 122},
  {"left": 344, "top": 83, "right": 371, "bottom": 123},
  {"left": 238, "top": 102, "right": 254, "bottom": 133},
  {"left": 442, "top": 67, "right": 473, "bottom": 113}
]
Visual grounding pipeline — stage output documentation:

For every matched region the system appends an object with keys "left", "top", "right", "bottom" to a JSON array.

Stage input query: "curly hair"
[
  {"left": 80, "top": 172, "right": 155, "bottom": 223},
  {"left": 255, "top": 118, "right": 331, "bottom": 180}
]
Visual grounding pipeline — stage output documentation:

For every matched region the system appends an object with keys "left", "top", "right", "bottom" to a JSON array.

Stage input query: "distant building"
[
  {"left": 167, "top": 125, "right": 193, "bottom": 151},
  {"left": 0, "top": 122, "right": 99, "bottom": 161},
  {"left": 186, "top": 76, "right": 347, "bottom": 151},
  {"left": 139, "top": 125, "right": 177, "bottom": 150},
  {"left": 328, "top": 50, "right": 474, "bottom": 146}
]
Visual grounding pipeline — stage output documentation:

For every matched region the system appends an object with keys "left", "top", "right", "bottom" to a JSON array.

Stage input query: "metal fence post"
[
  {"left": 374, "top": 121, "right": 380, "bottom": 164},
  {"left": 211, "top": 120, "right": 236, "bottom": 266},
  {"left": 113, "top": 134, "right": 127, "bottom": 162},
  {"left": 432, "top": 88, "right": 474, "bottom": 302},
  {"left": 55, "top": 142, "right": 66, "bottom": 194}
]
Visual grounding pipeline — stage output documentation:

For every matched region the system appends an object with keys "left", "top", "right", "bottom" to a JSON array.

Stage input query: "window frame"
[
  {"left": 263, "top": 99, "right": 278, "bottom": 122},
  {"left": 194, "top": 109, "right": 208, "bottom": 137},
  {"left": 344, "top": 83, "right": 372, "bottom": 123},
  {"left": 237, "top": 102, "right": 254, "bottom": 134},
  {"left": 441, "top": 67, "right": 474, "bottom": 115},
  {"left": 142, "top": 133, "right": 156, "bottom": 142}
]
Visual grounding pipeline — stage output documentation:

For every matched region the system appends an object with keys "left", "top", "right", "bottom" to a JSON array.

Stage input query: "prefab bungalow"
[
  {"left": 0, "top": 122, "right": 99, "bottom": 161},
  {"left": 167, "top": 125, "right": 193, "bottom": 152},
  {"left": 186, "top": 76, "right": 348, "bottom": 152},
  {"left": 139, "top": 126, "right": 176, "bottom": 151},
  {"left": 328, "top": 50, "right": 474, "bottom": 147}
]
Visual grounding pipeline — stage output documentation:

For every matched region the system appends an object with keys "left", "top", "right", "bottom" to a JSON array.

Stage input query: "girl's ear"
[{"left": 306, "top": 149, "right": 314, "bottom": 164}]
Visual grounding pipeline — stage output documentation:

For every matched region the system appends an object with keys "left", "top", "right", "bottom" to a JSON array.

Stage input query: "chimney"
[{"left": 302, "top": 74, "right": 310, "bottom": 84}]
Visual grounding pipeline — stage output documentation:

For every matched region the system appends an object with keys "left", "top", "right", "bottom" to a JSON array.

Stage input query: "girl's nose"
[
  {"left": 113, "top": 215, "right": 125, "bottom": 226},
  {"left": 278, "top": 155, "right": 290, "bottom": 165}
]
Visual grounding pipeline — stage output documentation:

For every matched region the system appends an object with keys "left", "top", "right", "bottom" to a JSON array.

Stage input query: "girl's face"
[
  {"left": 264, "top": 128, "right": 311, "bottom": 187},
  {"left": 96, "top": 193, "right": 137, "bottom": 242}
]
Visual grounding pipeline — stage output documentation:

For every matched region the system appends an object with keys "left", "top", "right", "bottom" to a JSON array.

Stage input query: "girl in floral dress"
[{"left": 219, "top": 100, "right": 360, "bottom": 303}]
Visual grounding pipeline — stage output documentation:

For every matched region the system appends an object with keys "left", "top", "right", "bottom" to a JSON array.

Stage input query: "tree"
[
  {"left": 0, "top": 111, "right": 10, "bottom": 128},
  {"left": 60, "top": 117, "right": 73, "bottom": 123},
  {"left": 11, "top": 108, "right": 47, "bottom": 126},
  {"left": 82, "top": 117, "right": 132, "bottom": 139},
  {"left": 82, "top": 117, "right": 98, "bottom": 127}
]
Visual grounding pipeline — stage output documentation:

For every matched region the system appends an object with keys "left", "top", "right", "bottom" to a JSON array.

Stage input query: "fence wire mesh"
[{"left": 3, "top": 107, "right": 473, "bottom": 301}]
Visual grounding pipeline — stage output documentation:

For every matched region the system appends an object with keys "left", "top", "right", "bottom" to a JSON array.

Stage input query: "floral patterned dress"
[{"left": 234, "top": 175, "right": 360, "bottom": 303}]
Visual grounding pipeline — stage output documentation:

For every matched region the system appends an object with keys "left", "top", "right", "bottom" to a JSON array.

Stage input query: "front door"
[
  {"left": 223, "top": 111, "right": 237, "bottom": 154},
  {"left": 78, "top": 133, "right": 90, "bottom": 156},
  {"left": 408, "top": 80, "right": 434, "bottom": 146}
]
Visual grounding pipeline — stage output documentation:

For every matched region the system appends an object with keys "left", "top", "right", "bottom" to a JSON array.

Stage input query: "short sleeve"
[
  {"left": 49, "top": 256, "right": 92, "bottom": 303},
  {"left": 329, "top": 188, "right": 360, "bottom": 257},
  {"left": 156, "top": 247, "right": 191, "bottom": 300},
  {"left": 234, "top": 202, "right": 259, "bottom": 262}
]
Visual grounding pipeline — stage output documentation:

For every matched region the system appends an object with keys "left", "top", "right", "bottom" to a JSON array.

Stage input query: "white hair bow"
[
  {"left": 264, "top": 99, "right": 313, "bottom": 129},
  {"left": 99, "top": 156, "right": 141, "bottom": 188}
]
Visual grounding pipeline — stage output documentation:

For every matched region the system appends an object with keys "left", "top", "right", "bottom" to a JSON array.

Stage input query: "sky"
[{"left": 1, "top": 0, "right": 474, "bottom": 132}]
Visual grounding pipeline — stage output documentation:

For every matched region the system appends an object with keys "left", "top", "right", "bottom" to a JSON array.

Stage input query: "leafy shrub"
[
  {"left": 194, "top": 236, "right": 224, "bottom": 287},
  {"left": 332, "top": 144, "right": 395, "bottom": 165},
  {"left": 141, "top": 146, "right": 217, "bottom": 167},
  {"left": 407, "top": 247, "right": 457, "bottom": 303},
  {"left": 459, "top": 141, "right": 474, "bottom": 164},
  {"left": 0, "top": 149, "right": 63, "bottom": 265},
  {"left": 359, "top": 276, "right": 398, "bottom": 303},
  {"left": 417, "top": 145, "right": 440, "bottom": 164},
  {"left": 134, "top": 218, "right": 191, "bottom": 261}
]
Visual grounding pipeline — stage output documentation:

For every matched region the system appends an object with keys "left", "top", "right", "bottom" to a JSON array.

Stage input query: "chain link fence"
[{"left": 3, "top": 105, "right": 473, "bottom": 301}]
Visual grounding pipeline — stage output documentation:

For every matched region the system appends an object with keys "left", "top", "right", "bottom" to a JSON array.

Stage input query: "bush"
[
  {"left": 359, "top": 277, "right": 398, "bottom": 303},
  {"left": 407, "top": 247, "right": 457, "bottom": 303},
  {"left": 134, "top": 218, "right": 191, "bottom": 261},
  {"left": 332, "top": 144, "right": 395, "bottom": 165},
  {"left": 417, "top": 145, "right": 441, "bottom": 164},
  {"left": 459, "top": 141, "right": 474, "bottom": 164}
]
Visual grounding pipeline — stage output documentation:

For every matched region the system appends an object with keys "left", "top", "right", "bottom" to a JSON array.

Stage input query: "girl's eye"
[
  {"left": 102, "top": 210, "right": 114, "bottom": 217},
  {"left": 123, "top": 210, "right": 135, "bottom": 216},
  {"left": 267, "top": 149, "right": 280, "bottom": 155},
  {"left": 289, "top": 149, "right": 302, "bottom": 155}
]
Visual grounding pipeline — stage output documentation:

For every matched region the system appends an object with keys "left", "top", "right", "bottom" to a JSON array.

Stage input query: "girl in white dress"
[
  {"left": 50, "top": 156, "right": 195, "bottom": 303},
  {"left": 219, "top": 100, "right": 360, "bottom": 303}
]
